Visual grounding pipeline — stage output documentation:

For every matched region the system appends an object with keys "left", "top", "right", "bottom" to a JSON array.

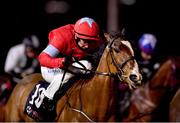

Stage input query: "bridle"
[
  {"left": 65, "top": 36, "right": 136, "bottom": 122},
  {"left": 108, "top": 42, "right": 135, "bottom": 81},
  {"left": 72, "top": 36, "right": 135, "bottom": 82},
  {"left": 98, "top": 36, "right": 135, "bottom": 81}
]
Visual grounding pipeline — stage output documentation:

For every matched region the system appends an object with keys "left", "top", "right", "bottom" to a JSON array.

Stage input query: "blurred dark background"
[{"left": 0, "top": 0, "right": 178, "bottom": 74}]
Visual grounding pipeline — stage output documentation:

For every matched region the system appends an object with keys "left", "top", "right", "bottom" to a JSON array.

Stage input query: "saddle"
[{"left": 24, "top": 77, "right": 79, "bottom": 121}]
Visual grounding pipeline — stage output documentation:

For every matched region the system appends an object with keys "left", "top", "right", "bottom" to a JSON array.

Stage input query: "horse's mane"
[
  {"left": 158, "top": 55, "right": 180, "bottom": 80},
  {"left": 149, "top": 56, "right": 177, "bottom": 88},
  {"left": 108, "top": 31, "right": 126, "bottom": 40},
  {"left": 68, "top": 77, "right": 92, "bottom": 92}
]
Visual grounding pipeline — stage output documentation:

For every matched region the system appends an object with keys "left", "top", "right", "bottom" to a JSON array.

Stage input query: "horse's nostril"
[{"left": 129, "top": 74, "right": 138, "bottom": 82}]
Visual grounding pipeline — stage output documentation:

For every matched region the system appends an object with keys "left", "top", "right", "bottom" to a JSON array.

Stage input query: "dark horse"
[
  {"left": 1, "top": 32, "right": 142, "bottom": 122},
  {"left": 122, "top": 56, "right": 180, "bottom": 122}
]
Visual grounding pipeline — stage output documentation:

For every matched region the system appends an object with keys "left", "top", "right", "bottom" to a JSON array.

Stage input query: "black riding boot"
[
  {"left": 41, "top": 96, "right": 56, "bottom": 112},
  {"left": 38, "top": 96, "right": 57, "bottom": 121}
]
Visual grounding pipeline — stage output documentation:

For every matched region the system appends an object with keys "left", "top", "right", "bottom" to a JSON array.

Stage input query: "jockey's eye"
[{"left": 83, "top": 39, "right": 94, "bottom": 44}]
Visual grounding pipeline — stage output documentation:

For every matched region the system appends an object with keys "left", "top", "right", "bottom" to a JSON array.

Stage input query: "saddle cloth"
[
  {"left": 24, "top": 80, "right": 56, "bottom": 121},
  {"left": 24, "top": 77, "right": 78, "bottom": 121}
]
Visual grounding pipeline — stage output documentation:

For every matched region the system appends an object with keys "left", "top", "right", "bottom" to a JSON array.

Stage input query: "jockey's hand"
[{"left": 63, "top": 56, "right": 74, "bottom": 67}]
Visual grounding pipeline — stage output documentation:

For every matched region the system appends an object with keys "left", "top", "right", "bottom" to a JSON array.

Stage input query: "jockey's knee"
[
  {"left": 54, "top": 72, "right": 74, "bottom": 85},
  {"left": 41, "top": 66, "right": 63, "bottom": 83}
]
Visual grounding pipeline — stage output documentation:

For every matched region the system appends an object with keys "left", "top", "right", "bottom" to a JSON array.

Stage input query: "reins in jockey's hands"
[
  {"left": 62, "top": 55, "right": 93, "bottom": 76},
  {"left": 66, "top": 60, "right": 93, "bottom": 76},
  {"left": 62, "top": 55, "right": 75, "bottom": 67}
]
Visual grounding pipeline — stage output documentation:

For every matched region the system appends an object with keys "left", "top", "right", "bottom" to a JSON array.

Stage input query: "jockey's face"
[
  {"left": 77, "top": 38, "right": 96, "bottom": 51},
  {"left": 141, "top": 51, "right": 152, "bottom": 60},
  {"left": 25, "top": 47, "right": 37, "bottom": 58}
]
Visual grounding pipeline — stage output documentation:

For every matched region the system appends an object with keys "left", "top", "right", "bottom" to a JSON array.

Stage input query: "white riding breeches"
[{"left": 41, "top": 60, "right": 92, "bottom": 100}]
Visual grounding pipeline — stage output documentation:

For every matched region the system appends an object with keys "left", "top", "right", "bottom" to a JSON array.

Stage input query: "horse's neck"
[
  {"left": 150, "top": 59, "right": 172, "bottom": 88},
  {"left": 92, "top": 48, "right": 114, "bottom": 88},
  {"left": 96, "top": 48, "right": 110, "bottom": 73}
]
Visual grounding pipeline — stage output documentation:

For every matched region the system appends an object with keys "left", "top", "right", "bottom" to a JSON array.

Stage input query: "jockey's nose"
[{"left": 83, "top": 43, "right": 89, "bottom": 49}]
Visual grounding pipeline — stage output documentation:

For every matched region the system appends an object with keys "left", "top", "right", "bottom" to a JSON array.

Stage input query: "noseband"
[{"left": 109, "top": 47, "right": 135, "bottom": 81}]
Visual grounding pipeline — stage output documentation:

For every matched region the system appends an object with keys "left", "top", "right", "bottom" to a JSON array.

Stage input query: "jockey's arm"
[
  {"left": 38, "top": 44, "right": 65, "bottom": 68},
  {"left": 4, "top": 45, "right": 22, "bottom": 74}
]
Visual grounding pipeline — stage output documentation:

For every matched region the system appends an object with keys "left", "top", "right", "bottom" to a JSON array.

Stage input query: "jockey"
[
  {"left": 38, "top": 17, "right": 103, "bottom": 111},
  {"left": 137, "top": 33, "right": 160, "bottom": 82},
  {"left": 4, "top": 34, "right": 40, "bottom": 84}
]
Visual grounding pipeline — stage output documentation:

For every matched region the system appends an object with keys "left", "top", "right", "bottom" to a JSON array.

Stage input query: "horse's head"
[{"left": 104, "top": 32, "right": 142, "bottom": 89}]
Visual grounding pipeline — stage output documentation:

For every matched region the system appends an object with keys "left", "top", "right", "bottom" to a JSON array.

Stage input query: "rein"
[
  {"left": 65, "top": 80, "right": 95, "bottom": 122},
  {"left": 64, "top": 36, "right": 135, "bottom": 122}
]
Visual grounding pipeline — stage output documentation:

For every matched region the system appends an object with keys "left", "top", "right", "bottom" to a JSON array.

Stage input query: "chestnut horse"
[
  {"left": 2, "top": 32, "right": 142, "bottom": 122},
  {"left": 122, "top": 56, "right": 180, "bottom": 122}
]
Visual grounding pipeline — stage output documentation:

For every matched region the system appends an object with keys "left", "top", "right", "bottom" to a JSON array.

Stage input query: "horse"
[
  {"left": 121, "top": 56, "right": 180, "bottom": 122},
  {"left": 1, "top": 32, "right": 142, "bottom": 122}
]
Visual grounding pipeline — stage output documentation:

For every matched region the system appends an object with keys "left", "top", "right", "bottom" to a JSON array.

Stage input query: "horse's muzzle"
[{"left": 129, "top": 74, "right": 142, "bottom": 85}]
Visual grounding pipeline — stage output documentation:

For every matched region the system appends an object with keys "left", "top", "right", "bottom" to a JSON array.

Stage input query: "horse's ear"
[
  {"left": 121, "top": 28, "right": 126, "bottom": 36},
  {"left": 104, "top": 33, "right": 111, "bottom": 43}
]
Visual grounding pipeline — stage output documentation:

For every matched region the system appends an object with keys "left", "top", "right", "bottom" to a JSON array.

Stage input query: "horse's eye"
[{"left": 114, "top": 48, "right": 120, "bottom": 53}]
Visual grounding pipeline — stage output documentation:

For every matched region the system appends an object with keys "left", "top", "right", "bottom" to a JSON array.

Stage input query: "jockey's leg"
[
  {"left": 41, "top": 60, "right": 92, "bottom": 99},
  {"left": 40, "top": 60, "right": 92, "bottom": 111},
  {"left": 41, "top": 67, "right": 74, "bottom": 100},
  {"left": 44, "top": 72, "right": 73, "bottom": 100}
]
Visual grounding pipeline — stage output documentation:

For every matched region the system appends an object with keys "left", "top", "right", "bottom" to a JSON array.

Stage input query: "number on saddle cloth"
[
  {"left": 24, "top": 80, "right": 54, "bottom": 121},
  {"left": 24, "top": 77, "right": 79, "bottom": 121}
]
